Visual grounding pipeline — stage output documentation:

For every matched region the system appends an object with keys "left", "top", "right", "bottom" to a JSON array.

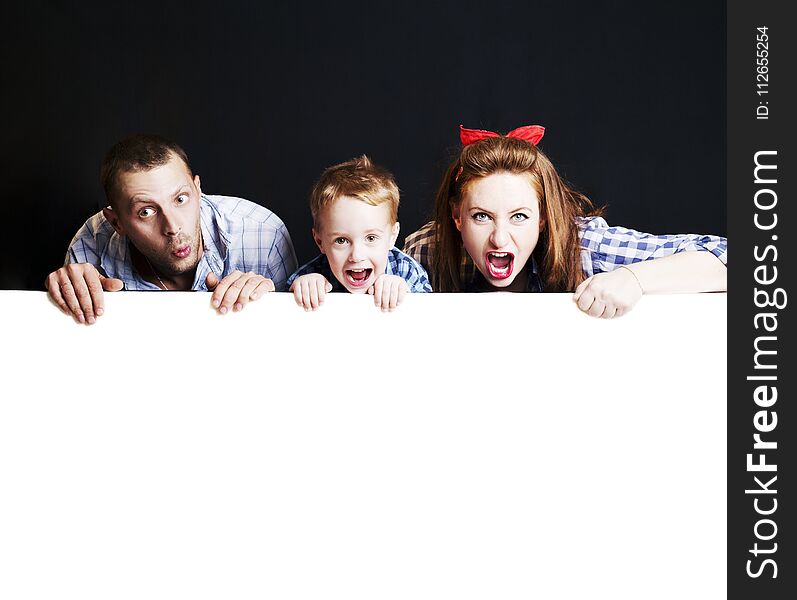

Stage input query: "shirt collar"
[{"left": 192, "top": 195, "right": 228, "bottom": 290}]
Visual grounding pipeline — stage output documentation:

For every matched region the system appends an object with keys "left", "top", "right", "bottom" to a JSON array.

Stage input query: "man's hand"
[
  {"left": 367, "top": 274, "right": 409, "bottom": 312},
  {"left": 206, "top": 271, "right": 275, "bottom": 314},
  {"left": 573, "top": 267, "right": 644, "bottom": 319},
  {"left": 289, "top": 273, "right": 332, "bottom": 311},
  {"left": 45, "top": 264, "right": 124, "bottom": 325}
]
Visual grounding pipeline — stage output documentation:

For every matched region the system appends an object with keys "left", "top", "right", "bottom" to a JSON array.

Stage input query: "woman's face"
[{"left": 453, "top": 172, "right": 542, "bottom": 291}]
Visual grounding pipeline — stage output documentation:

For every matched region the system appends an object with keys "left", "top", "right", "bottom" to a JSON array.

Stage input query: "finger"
[
  {"left": 250, "top": 278, "right": 273, "bottom": 302},
  {"left": 100, "top": 276, "right": 124, "bottom": 292},
  {"left": 603, "top": 306, "right": 618, "bottom": 319},
  {"left": 85, "top": 273, "right": 105, "bottom": 318},
  {"left": 315, "top": 278, "right": 328, "bottom": 306},
  {"left": 210, "top": 270, "right": 242, "bottom": 308},
  {"left": 219, "top": 272, "right": 250, "bottom": 314},
  {"left": 587, "top": 300, "right": 606, "bottom": 318},
  {"left": 292, "top": 280, "right": 310, "bottom": 309},
  {"left": 46, "top": 272, "right": 71, "bottom": 315},
  {"left": 205, "top": 272, "right": 220, "bottom": 290},
  {"left": 291, "top": 282, "right": 304, "bottom": 307},
  {"left": 67, "top": 267, "right": 96, "bottom": 324},
  {"left": 300, "top": 281, "right": 314, "bottom": 311},
  {"left": 373, "top": 278, "right": 384, "bottom": 308},
  {"left": 379, "top": 282, "right": 392, "bottom": 312},
  {"left": 396, "top": 282, "right": 408, "bottom": 307},
  {"left": 366, "top": 285, "right": 375, "bottom": 295},
  {"left": 212, "top": 270, "right": 243, "bottom": 312},
  {"left": 388, "top": 282, "right": 400, "bottom": 311},
  {"left": 250, "top": 278, "right": 275, "bottom": 300},
  {"left": 383, "top": 283, "right": 396, "bottom": 311},
  {"left": 59, "top": 277, "right": 85, "bottom": 323},
  {"left": 576, "top": 289, "right": 595, "bottom": 312},
  {"left": 573, "top": 277, "right": 592, "bottom": 301},
  {"left": 308, "top": 279, "right": 320, "bottom": 310},
  {"left": 234, "top": 276, "right": 263, "bottom": 311}
]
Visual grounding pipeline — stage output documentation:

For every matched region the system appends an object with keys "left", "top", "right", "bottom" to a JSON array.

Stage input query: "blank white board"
[{"left": 0, "top": 291, "right": 726, "bottom": 599}]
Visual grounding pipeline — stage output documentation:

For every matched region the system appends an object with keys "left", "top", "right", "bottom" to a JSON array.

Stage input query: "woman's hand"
[{"left": 573, "top": 267, "right": 644, "bottom": 319}]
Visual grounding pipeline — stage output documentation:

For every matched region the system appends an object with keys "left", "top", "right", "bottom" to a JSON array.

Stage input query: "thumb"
[
  {"left": 206, "top": 272, "right": 220, "bottom": 290},
  {"left": 326, "top": 282, "right": 333, "bottom": 292},
  {"left": 366, "top": 285, "right": 374, "bottom": 295},
  {"left": 100, "top": 276, "right": 124, "bottom": 292},
  {"left": 573, "top": 276, "right": 590, "bottom": 301}
]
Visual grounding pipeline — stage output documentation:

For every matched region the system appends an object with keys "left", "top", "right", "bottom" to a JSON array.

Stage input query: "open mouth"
[
  {"left": 345, "top": 268, "right": 373, "bottom": 287},
  {"left": 485, "top": 252, "right": 514, "bottom": 279},
  {"left": 173, "top": 245, "right": 191, "bottom": 259}
]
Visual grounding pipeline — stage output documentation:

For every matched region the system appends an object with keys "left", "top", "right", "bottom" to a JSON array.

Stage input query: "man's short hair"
[
  {"left": 310, "top": 155, "right": 400, "bottom": 226},
  {"left": 101, "top": 134, "right": 192, "bottom": 207}
]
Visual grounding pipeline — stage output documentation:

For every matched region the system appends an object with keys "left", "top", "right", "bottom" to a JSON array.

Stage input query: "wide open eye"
[
  {"left": 175, "top": 194, "right": 190, "bottom": 205},
  {"left": 472, "top": 212, "right": 490, "bottom": 222},
  {"left": 138, "top": 207, "right": 156, "bottom": 218},
  {"left": 333, "top": 237, "right": 349, "bottom": 245},
  {"left": 365, "top": 234, "right": 379, "bottom": 243}
]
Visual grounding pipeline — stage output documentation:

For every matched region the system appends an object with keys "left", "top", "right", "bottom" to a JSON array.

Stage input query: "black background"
[{"left": 1, "top": 1, "right": 725, "bottom": 289}]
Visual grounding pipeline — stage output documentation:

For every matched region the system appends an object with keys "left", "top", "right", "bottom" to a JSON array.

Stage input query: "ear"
[
  {"left": 451, "top": 204, "right": 463, "bottom": 232},
  {"left": 193, "top": 174, "right": 202, "bottom": 194},
  {"left": 389, "top": 221, "right": 400, "bottom": 247},
  {"left": 312, "top": 227, "right": 325, "bottom": 254},
  {"left": 102, "top": 206, "right": 125, "bottom": 236}
]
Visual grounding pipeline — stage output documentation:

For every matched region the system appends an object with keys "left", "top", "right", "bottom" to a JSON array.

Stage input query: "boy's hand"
[
  {"left": 572, "top": 267, "right": 643, "bottom": 319},
  {"left": 207, "top": 271, "right": 275, "bottom": 314},
  {"left": 367, "top": 274, "right": 409, "bottom": 312},
  {"left": 290, "top": 274, "right": 332, "bottom": 311}
]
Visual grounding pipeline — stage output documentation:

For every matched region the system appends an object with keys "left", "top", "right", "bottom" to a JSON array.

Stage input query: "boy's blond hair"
[{"left": 310, "top": 155, "right": 399, "bottom": 226}]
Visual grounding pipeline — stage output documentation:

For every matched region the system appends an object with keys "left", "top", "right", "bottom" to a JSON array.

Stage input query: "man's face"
[
  {"left": 104, "top": 154, "right": 203, "bottom": 277},
  {"left": 313, "top": 196, "right": 399, "bottom": 293}
]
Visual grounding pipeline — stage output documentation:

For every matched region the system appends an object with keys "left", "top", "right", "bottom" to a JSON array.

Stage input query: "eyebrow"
[
  {"left": 328, "top": 227, "right": 386, "bottom": 236},
  {"left": 469, "top": 206, "right": 533, "bottom": 214},
  {"left": 129, "top": 184, "right": 191, "bottom": 206}
]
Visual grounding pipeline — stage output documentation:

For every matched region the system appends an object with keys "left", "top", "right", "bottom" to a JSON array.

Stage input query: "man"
[{"left": 46, "top": 134, "right": 298, "bottom": 324}]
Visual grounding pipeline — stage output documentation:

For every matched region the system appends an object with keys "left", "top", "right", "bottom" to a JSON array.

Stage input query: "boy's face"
[{"left": 313, "top": 196, "right": 399, "bottom": 293}]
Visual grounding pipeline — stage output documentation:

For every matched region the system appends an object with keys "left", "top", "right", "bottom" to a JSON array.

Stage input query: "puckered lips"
[
  {"left": 173, "top": 244, "right": 192, "bottom": 259},
  {"left": 485, "top": 251, "right": 514, "bottom": 279},
  {"left": 345, "top": 267, "right": 373, "bottom": 288}
]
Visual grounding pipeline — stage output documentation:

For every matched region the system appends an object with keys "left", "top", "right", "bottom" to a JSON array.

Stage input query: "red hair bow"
[{"left": 459, "top": 124, "right": 545, "bottom": 146}]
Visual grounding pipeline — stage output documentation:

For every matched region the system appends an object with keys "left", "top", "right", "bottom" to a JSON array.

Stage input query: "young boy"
[{"left": 288, "top": 155, "right": 432, "bottom": 311}]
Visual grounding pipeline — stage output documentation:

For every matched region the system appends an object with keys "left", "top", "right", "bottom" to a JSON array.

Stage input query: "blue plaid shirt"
[
  {"left": 288, "top": 247, "right": 433, "bottom": 293},
  {"left": 577, "top": 216, "right": 727, "bottom": 274},
  {"left": 66, "top": 195, "right": 298, "bottom": 291},
  {"left": 403, "top": 216, "right": 728, "bottom": 291}
]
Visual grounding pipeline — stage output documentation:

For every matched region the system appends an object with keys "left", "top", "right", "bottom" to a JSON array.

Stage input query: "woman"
[{"left": 403, "top": 125, "right": 727, "bottom": 318}]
